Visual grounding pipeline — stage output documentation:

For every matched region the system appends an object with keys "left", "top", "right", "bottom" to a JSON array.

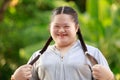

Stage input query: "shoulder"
[
  {"left": 27, "top": 50, "right": 41, "bottom": 64},
  {"left": 29, "top": 45, "right": 54, "bottom": 60},
  {"left": 87, "top": 45, "right": 105, "bottom": 58},
  {"left": 86, "top": 45, "right": 100, "bottom": 54},
  {"left": 86, "top": 44, "right": 104, "bottom": 61},
  {"left": 86, "top": 44, "right": 109, "bottom": 66}
]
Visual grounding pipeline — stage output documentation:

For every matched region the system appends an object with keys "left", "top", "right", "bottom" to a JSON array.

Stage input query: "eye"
[
  {"left": 64, "top": 26, "right": 70, "bottom": 29},
  {"left": 53, "top": 25, "right": 59, "bottom": 29},
  {"left": 55, "top": 25, "right": 59, "bottom": 27}
]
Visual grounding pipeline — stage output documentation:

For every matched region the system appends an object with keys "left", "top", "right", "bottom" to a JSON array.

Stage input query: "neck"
[{"left": 55, "top": 39, "right": 77, "bottom": 56}]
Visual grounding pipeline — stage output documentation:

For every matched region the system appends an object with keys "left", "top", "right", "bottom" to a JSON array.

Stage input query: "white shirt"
[{"left": 28, "top": 40, "right": 110, "bottom": 80}]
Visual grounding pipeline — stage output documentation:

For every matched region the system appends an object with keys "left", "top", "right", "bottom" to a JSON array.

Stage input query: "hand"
[
  {"left": 92, "top": 64, "right": 114, "bottom": 80},
  {"left": 12, "top": 64, "right": 32, "bottom": 80}
]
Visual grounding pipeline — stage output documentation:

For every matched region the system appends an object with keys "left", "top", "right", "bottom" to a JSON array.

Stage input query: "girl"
[{"left": 11, "top": 6, "right": 114, "bottom": 80}]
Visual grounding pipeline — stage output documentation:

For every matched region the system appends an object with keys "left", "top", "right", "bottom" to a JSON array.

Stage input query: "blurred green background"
[{"left": 0, "top": 0, "right": 120, "bottom": 80}]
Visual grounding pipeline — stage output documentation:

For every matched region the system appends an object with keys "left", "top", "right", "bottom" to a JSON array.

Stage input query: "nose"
[{"left": 58, "top": 27, "right": 65, "bottom": 32}]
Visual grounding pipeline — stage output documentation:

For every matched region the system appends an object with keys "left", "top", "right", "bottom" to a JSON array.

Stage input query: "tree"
[
  {"left": 0, "top": 0, "right": 10, "bottom": 21},
  {"left": 65, "top": 0, "right": 86, "bottom": 12}
]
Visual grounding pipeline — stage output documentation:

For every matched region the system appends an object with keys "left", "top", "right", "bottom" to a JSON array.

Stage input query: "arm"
[
  {"left": 92, "top": 64, "right": 115, "bottom": 80},
  {"left": 11, "top": 64, "right": 32, "bottom": 80},
  {"left": 11, "top": 50, "right": 42, "bottom": 80},
  {"left": 11, "top": 55, "right": 39, "bottom": 80},
  {"left": 91, "top": 48, "right": 115, "bottom": 80}
]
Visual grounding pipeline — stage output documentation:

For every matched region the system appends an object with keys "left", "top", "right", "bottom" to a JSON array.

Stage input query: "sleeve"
[
  {"left": 94, "top": 48, "right": 110, "bottom": 70},
  {"left": 27, "top": 50, "right": 41, "bottom": 80}
]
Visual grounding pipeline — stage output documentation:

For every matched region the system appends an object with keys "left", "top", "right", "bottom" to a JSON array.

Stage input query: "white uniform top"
[{"left": 28, "top": 40, "right": 110, "bottom": 80}]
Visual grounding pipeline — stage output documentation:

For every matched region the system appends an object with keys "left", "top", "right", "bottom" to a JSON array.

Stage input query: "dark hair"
[
  {"left": 51, "top": 6, "right": 87, "bottom": 53},
  {"left": 29, "top": 6, "right": 98, "bottom": 80},
  {"left": 29, "top": 6, "right": 98, "bottom": 66},
  {"left": 51, "top": 6, "right": 79, "bottom": 25}
]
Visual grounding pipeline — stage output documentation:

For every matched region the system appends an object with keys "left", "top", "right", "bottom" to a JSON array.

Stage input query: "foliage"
[
  {"left": 79, "top": 0, "right": 120, "bottom": 78},
  {"left": 0, "top": 0, "right": 120, "bottom": 80},
  {"left": 0, "top": 0, "right": 52, "bottom": 80}
]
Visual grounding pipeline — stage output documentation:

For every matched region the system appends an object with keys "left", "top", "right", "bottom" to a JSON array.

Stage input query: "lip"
[{"left": 57, "top": 33, "right": 67, "bottom": 38}]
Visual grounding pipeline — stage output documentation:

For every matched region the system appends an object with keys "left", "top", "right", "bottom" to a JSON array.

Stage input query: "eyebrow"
[{"left": 54, "top": 23, "right": 69, "bottom": 25}]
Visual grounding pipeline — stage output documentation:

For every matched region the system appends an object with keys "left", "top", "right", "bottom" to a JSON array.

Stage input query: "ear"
[{"left": 75, "top": 24, "right": 79, "bottom": 32}]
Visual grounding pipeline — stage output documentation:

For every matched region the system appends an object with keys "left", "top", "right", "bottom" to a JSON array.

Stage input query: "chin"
[{"left": 59, "top": 40, "right": 68, "bottom": 45}]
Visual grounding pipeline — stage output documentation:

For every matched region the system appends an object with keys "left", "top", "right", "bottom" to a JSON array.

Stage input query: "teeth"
[
  {"left": 59, "top": 34, "right": 65, "bottom": 36},
  {"left": 57, "top": 33, "right": 67, "bottom": 37}
]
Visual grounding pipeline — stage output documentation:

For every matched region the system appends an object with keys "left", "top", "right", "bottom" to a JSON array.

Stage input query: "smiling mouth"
[{"left": 58, "top": 34, "right": 67, "bottom": 38}]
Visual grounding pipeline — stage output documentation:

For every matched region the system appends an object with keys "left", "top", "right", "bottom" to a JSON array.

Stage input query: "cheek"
[
  {"left": 70, "top": 27, "right": 78, "bottom": 33},
  {"left": 49, "top": 27, "right": 53, "bottom": 32},
  {"left": 50, "top": 28, "right": 56, "bottom": 35}
]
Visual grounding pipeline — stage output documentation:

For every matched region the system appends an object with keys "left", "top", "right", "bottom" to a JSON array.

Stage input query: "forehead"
[{"left": 51, "top": 14, "right": 74, "bottom": 24}]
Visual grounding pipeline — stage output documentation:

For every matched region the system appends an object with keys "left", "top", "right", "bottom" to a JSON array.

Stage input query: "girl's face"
[{"left": 50, "top": 14, "right": 78, "bottom": 47}]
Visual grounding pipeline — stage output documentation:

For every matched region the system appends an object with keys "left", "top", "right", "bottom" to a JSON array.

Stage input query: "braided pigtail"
[
  {"left": 77, "top": 28, "right": 87, "bottom": 52},
  {"left": 77, "top": 28, "right": 98, "bottom": 80},
  {"left": 29, "top": 36, "right": 53, "bottom": 65},
  {"left": 77, "top": 28, "right": 98, "bottom": 65}
]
